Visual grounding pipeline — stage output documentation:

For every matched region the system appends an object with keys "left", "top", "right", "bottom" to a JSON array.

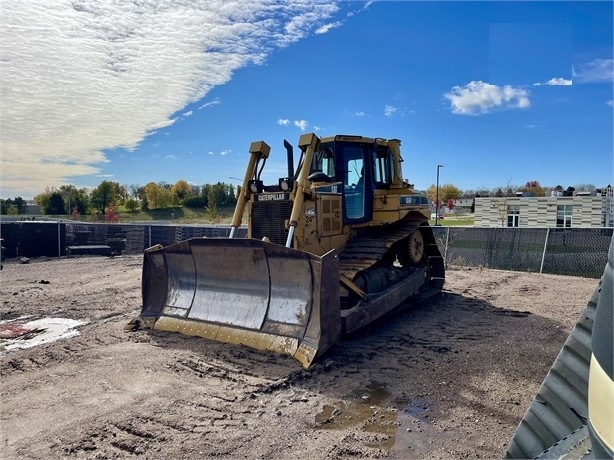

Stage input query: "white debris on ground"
[{"left": 0, "top": 317, "right": 88, "bottom": 352}]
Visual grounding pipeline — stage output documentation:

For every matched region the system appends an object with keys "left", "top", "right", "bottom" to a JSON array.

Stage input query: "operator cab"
[{"left": 310, "top": 136, "right": 397, "bottom": 224}]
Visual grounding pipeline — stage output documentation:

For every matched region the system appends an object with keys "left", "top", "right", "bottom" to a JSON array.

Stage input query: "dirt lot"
[{"left": 0, "top": 255, "right": 598, "bottom": 459}]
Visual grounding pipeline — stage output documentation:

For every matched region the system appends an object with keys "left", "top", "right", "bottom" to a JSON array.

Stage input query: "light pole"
[{"left": 435, "top": 164, "right": 443, "bottom": 226}]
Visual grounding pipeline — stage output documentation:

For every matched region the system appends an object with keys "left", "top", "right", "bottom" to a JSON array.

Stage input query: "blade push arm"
[
  {"left": 229, "top": 141, "right": 271, "bottom": 238},
  {"left": 285, "top": 133, "right": 320, "bottom": 247}
]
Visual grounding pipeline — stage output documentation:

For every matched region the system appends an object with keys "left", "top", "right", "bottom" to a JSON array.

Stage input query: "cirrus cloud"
[{"left": 0, "top": 0, "right": 346, "bottom": 198}]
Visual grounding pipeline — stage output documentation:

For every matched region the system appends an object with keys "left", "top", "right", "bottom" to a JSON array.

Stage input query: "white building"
[{"left": 475, "top": 187, "right": 613, "bottom": 228}]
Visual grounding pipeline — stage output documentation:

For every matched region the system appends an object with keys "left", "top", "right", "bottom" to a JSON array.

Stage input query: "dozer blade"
[{"left": 135, "top": 238, "right": 341, "bottom": 368}]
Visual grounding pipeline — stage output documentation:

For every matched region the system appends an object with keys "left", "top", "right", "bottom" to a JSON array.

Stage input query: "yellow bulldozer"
[{"left": 129, "top": 133, "right": 445, "bottom": 367}]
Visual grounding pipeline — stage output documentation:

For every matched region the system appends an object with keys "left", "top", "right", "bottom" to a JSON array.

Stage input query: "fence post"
[
  {"left": 540, "top": 227, "right": 550, "bottom": 274},
  {"left": 444, "top": 227, "right": 450, "bottom": 267},
  {"left": 57, "top": 221, "right": 61, "bottom": 258},
  {"left": 148, "top": 225, "right": 152, "bottom": 248}
]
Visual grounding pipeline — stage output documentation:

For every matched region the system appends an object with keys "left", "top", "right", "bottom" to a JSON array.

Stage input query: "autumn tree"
[
  {"left": 105, "top": 204, "right": 120, "bottom": 222},
  {"left": 426, "top": 183, "right": 462, "bottom": 204},
  {"left": 143, "top": 182, "right": 161, "bottom": 209},
  {"left": 143, "top": 182, "right": 173, "bottom": 209},
  {"left": 172, "top": 180, "right": 191, "bottom": 204},
  {"left": 518, "top": 180, "right": 545, "bottom": 197}
]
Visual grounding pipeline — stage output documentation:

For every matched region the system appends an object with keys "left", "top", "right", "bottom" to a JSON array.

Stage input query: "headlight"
[
  {"left": 248, "top": 180, "right": 263, "bottom": 193},
  {"left": 278, "top": 177, "right": 293, "bottom": 192}
]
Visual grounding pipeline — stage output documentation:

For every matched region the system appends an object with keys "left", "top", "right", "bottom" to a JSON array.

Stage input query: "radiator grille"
[{"left": 251, "top": 200, "right": 292, "bottom": 245}]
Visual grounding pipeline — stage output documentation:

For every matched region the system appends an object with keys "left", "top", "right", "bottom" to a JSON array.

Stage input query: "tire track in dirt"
[{"left": 1, "top": 260, "right": 599, "bottom": 459}]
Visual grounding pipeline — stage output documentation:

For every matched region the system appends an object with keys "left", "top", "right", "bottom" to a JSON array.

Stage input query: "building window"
[
  {"left": 507, "top": 204, "right": 520, "bottom": 227},
  {"left": 556, "top": 204, "right": 572, "bottom": 227}
]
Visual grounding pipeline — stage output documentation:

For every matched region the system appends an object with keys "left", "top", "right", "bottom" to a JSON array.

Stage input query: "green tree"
[
  {"left": 1, "top": 197, "right": 25, "bottom": 214},
  {"left": 136, "top": 185, "right": 148, "bottom": 210},
  {"left": 34, "top": 191, "right": 52, "bottom": 214},
  {"left": 59, "top": 185, "right": 90, "bottom": 215},
  {"left": 201, "top": 184, "right": 211, "bottom": 208},
  {"left": 205, "top": 185, "right": 219, "bottom": 222},
  {"left": 90, "top": 180, "right": 119, "bottom": 214},
  {"left": 125, "top": 198, "right": 140, "bottom": 212},
  {"left": 12, "top": 197, "right": 25, "bottom": 214},
  {"left": 46, "top": 192, "right": 66, "bottom": 215}
]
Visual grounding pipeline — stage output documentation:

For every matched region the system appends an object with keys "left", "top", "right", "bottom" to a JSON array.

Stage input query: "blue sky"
[{"left": 1, "top": 1, "right": 613, "bottom": 199}]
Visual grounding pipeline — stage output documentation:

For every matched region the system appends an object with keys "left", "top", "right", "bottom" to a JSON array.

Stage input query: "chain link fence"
[
  {"left": 432, "top": 226, "right": 613, "bottom": 278},
  {"left": 1, "top": 221, "right": 611, "bottom": 278}
]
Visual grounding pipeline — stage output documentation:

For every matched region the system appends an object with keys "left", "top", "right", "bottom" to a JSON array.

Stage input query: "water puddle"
[
  {"left": 314, "top": 381, "right": 390, "bottom": 430},
  {"left": 0, "top": 317, "right": 87, "bottom": 352},
  {"left": 313, "top": 382, "right": 435, "bottom": 455},
  {"left": 392, "top": 398, "right": 435, "bottom": 456}
]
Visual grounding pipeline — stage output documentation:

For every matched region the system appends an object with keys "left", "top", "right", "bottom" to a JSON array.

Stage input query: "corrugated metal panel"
[{"left": 504, "top": 241, "right": 609, "bottom": 458}]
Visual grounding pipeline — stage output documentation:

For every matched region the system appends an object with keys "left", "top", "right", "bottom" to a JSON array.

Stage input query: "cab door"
[{"left": 337, "top": 143, "right": 373, "bottom": 224}]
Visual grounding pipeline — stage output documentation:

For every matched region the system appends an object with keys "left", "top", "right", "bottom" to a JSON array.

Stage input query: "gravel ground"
[{"left": 0, "top": 255, "right": 598, "bottom": 459}]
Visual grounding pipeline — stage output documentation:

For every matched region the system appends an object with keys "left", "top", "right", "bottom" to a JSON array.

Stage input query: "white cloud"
[
  {"left": 166, "top": 154, "right": 176, "bottom": 160},
  {"left": 181, "top": 111, "right": 193, "bottom": 117},
  {"left": 220, "top": 149, "right": 231, "bottom": 156},
  {"left": 354, "top": 111, "right": 366, "bottom": 117},
  {"left": 443, "top": 81, "right": 531, "bottom": 115},
  {"left": 573, "top": 58, "right": 614, "bottom": 83},
  {"left": 607, "top": 100, "right": 613, "bottom": 107},
  {"left": 384, "top": 105, "right": 398, "bottom": 117},
  {"left": 0, "top": 0, "right": 344, "bottom": 197},
  {"left": 208, "top": 151, "right": 215, "bottom": 155},
  {"left": 277, "top": 118, "right": 290, "bottom": 126},
  {"left": 315, "top": 21, "right": 342, "bottom": 35},
  {"left": 294, "top": 120, "right": 308, "bottom": 131},
  {"left": 198, "top": 98, "right": 221, "bottom": 110},
  {"left": 534, "top": 77, "right": 572, "bottom": 86}
]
